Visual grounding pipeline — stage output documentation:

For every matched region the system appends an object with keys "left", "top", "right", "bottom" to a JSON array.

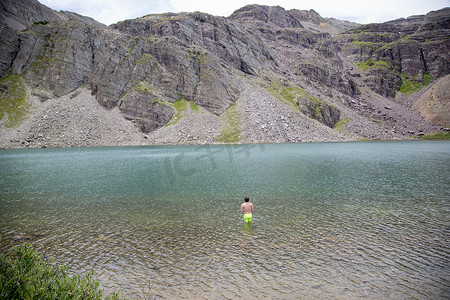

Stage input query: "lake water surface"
[{"left": 0, "top": 141, "right": 449, "bottom": 299}]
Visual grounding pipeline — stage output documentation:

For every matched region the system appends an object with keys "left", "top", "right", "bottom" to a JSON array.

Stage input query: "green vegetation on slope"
[
  {"left": 419, "top": 131, "right": 450, "bottom": 140},
  {"left": 136, "top": 53, "right": 156, "bottom": 65},
  {"left": 333, "top": 117, "right": 350, "bottom": 134},
  {"left": 399, "top": 73, "right": 433, "bottom": 96},
  {"left": 216, "top": 102, "right": 242, "bottom": 143},
  {"left": 166, "top": 97, "right": 188, "bottom": 126},
  {"left": 357, "top": 59, "right": 390, "bottom": 72},
  {"left": 0, "top": 73, "right": 31, "bottom": 128},
  {"left": 132, "top": 80, "right": 157, "bottom": 93},
  {"left": 266, "top": 78, "right": 340, "bottom": 128},
  {"left": 165, "top": 97, "right": 199, "bottom": 126},
  {"left": 267, "top": 79, "right": 308, "bottom": 111},
  {"left": 189, "top": 100, "right": 199, "bottom": 113}
]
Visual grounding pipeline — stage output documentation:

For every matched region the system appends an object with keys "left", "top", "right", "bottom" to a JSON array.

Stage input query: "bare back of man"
[
  {"left": 241, "top": 202, "right": 254, "bottom": 214},
  {"left": 241, "top": 197, "right": 254, "bottom": 223}
]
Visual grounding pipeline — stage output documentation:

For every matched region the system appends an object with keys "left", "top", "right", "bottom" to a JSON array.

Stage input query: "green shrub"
[
  {"left": 419, "top": 131, "right": 450, "bottom": 140},
  {"left": 33, "top": 21, "right": 49, "bottom": 25},
  {"left": 0, "top": 244, "right": 120, "bottom": 299}
]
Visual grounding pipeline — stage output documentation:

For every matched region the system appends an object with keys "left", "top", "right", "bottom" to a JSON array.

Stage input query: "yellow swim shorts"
[{"left": 244, "top": 213, "right": 252, "bottom": 223}]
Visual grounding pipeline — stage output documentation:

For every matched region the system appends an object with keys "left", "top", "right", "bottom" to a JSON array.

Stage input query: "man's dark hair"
[{"left": 244, "top": 197, "right": 249, "bottom": 202}]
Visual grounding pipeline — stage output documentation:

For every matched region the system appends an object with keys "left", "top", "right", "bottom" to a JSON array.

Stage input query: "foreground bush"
[{"left": 0, "top": 243, "right": 120, "bottom": 299}]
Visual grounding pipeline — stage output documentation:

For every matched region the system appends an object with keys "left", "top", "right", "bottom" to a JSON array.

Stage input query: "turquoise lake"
[{"left": 0, "top": 141, "right": 449, "bottom": 299}]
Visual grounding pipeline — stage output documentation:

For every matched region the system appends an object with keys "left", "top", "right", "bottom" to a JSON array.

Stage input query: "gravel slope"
[
  {"left": 0, "top": 79, "right": 442, "bottom": 149},
  {"left": 0, "top": 87, "right": 146, "bottom": 149}
]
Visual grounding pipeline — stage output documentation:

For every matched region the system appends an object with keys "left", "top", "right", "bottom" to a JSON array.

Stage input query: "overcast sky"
[{"left": 39, "top": 0, "right": 449, "bottom": 25}]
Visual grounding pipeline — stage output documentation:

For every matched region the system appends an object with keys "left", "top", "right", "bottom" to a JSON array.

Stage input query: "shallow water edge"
[{"left": 0, "top": 141, "right": 449, "bottom": 299}]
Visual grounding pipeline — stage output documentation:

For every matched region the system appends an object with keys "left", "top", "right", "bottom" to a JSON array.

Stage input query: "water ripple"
[{"left": 1, "top": 142, "right": 449, "bottom": 299}]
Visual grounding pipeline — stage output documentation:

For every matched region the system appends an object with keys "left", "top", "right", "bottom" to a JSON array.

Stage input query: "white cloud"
[
  {"left": 312, "top": 0, "right": 450, "bottom": 24},
  {"left": 39, "top": 0, "right": 176, "bottom": 25},
  {"left": 39, "top": 0, "right": 450, "bottom": 25}
]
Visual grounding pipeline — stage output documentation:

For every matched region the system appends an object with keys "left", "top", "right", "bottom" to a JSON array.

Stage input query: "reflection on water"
[
  {"left": 0, "top": 141, "right": 449, "bottom": 299},
  {"left": 243, "top": 222, "right": 253, "bottom": 235}
]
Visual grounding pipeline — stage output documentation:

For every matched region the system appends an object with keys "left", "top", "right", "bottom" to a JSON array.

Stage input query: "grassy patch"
[
  {"left": 216, "top": 102, "right": 242, "bottom": 143},
  {"left": 132, "top": 80, "right": 156, "bottom": 93},
  {"left": 350, "top": 40, "right": 378, "bottom": 48},
  {"left": 126, "top": 37, "right": 139, "bottom": 59},
  {"left": 358, "top": 58, "right": 390, "bottom": 72},
  {"left": 170, "top": 97, "right": 187, "bottom": 125},
  {"left": 189, "top": 100, "right": 199, "bottom": 113},
  {"left": 266, "top": 78, "right": 341, "bottom": 126},
  {"left": 399, "top": 73, "right": 433, "bottom": 96},
  {"left": 419, "top": 131, "right": 450, "bottom": 140},
  {"left": 173, "top": 97, "right": 188, "bottom": 114},
  {"left": 146, "top": 35, "right": 156, "bottom": 43},
  {"left": 165, "top": 97, "right": 188, "bottom": 126},
  {"left": 136, "top": 53, "right": 156, "bottom": 65},
  {"left": 267, "top": 79, "right": 309, "bottom": 111},
  {"left": 333, "top": 117, "right": 350, "bottom": 134},
  {"left": 165, "top": 97, "right": 200, "bottom": 126},
  {"left": 31, "top": 54, "right": 59, "bottom": 72},
  {"left": 184, "top": 47, "right": 208, "bottom": 66},
  {"left": 0, "top": 73, "right": 30, "bottom": 128}
]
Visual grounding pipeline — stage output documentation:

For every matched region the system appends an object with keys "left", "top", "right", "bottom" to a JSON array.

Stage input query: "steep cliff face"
[
  {"left": 0, "top": 1, "right": 448, "bottom": 148},
  {"left": 340, "top": 8, "right": 450, "bottom": 98},
  {"left": 229, "top": 4, "right": 360, "bottom": 125}
]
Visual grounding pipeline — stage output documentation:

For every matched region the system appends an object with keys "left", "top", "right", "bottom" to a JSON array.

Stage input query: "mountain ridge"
[{"left": 0, "top": 0, "right": 448, "bottom": 148}]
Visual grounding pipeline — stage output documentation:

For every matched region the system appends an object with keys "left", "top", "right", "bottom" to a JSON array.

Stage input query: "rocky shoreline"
[{"left": 0, "top": 80, "right": 439, "bottom": 150}]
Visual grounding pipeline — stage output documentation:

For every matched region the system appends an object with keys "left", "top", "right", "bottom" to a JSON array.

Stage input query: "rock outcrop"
[
  {"left": 0, "top": 0, "right": 448, "bottom": 148},
  {"left": 340, "top": 8, "right": 450, "bottom": 98}
]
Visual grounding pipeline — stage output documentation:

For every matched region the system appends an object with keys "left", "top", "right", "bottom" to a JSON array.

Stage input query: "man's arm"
[{"left": 251, "top": 203, "right": 254, "bottom": 212}]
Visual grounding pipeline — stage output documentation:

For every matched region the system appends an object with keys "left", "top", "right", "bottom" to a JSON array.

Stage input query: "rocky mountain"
[{"left": 0, "top": 0, "right": 448, "bottom": 148}]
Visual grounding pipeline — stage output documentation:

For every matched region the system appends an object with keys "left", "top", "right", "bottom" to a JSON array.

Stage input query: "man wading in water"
[{"left": 241, "top": 197, "right": 254, "bottom": 223}]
